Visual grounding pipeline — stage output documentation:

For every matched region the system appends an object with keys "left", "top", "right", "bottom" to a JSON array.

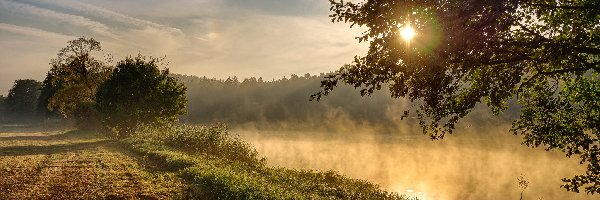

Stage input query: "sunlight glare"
[
  {"left": 400, "top": 24, "right": 416, "bottom": 41},
  {"left": 399, "top": 187, "right": 427, "bottom": 200}
]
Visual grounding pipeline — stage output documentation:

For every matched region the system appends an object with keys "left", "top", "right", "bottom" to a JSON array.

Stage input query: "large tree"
[
  {"left": 45, "top": 37, "right": 112, "bottom": 129},
  {"left": 4, "top": 79, "right": 42, "bottom": 122},
  {"left": 314, "top": 0, "right": 599, "bottom": 194},
  {"left": 96, "top": 55, "right": 187, "bottom": 137}
]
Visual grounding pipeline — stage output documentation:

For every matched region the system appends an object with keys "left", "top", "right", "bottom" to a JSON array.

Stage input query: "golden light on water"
[
  {"left": 396, "top": 186, "right": 428, "bottom": 200},
  {"left": 400, "top": 24, "right": 416, "bottom": 42}
]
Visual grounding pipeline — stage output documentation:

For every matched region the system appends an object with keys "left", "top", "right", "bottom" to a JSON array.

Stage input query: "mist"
[
  {"left": 178, "top": 74, "right": 595, "bottom": 199},
  {"left": 235, "top": 125, "right": 592, "bottom": 200}
]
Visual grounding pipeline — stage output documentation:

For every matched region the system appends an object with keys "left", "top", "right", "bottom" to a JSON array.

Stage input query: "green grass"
[{"left": 123, "top": 124, "right": 410, "bottom": 200}]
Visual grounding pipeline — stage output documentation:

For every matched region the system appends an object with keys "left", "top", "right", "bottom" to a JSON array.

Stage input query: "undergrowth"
[{"left": 123, "top": 124, "right": 409, "bottom": 200}]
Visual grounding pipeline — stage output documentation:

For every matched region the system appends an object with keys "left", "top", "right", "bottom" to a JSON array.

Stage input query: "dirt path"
[{"left": 0, "top": 130, "right": 187, "bottom": 199}]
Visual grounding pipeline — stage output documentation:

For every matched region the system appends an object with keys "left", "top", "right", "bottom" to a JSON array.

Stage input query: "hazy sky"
[{"left": 0, "top": 0, "right": 367, "bottom": 95}]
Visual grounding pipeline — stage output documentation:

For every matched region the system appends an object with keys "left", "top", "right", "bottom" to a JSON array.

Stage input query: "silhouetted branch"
[
  {"left": 528, "top": 3, "right": 600, "bottom": 10},
  {"left": 539, "top": 67, "right": 593, "bottom": 75}
]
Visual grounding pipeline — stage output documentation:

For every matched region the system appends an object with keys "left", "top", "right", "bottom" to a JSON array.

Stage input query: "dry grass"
[{"left": 0, "top": 130, "right": 188, "bottom": 199}]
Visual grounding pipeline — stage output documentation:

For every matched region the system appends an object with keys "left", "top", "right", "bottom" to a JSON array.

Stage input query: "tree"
[
  {"left": 96, "top": 55, "right": 187, "bottom": 137},
  {"left": 0, "top": 95, "right": 5, "bottom": 122},
  {"left": 45, "top": 37, "right": 112, "bottom": 129},
  {"left": 37, "top": 73, "right": 61, "bottom": 118},
  {"left": 314, "top": 0, "right": 599, "bottom": 194},
  {"left": 5, "top": 79, "right": 42, "bottom": 122}
]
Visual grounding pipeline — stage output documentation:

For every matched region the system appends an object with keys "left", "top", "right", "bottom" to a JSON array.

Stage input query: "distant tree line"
[
  {"left": 176, "top": 73, "right": 517, "bottom": 130},
  {"left": 0, "top": 79, "right": 42, "bottom": 123},
  {"left": 176, "top": 74, "right": 392, "bottom": 126}
]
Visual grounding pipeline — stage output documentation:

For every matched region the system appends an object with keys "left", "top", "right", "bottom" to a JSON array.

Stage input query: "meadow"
[
  {"left": 0, "top": 126, "right": 187, "bottom": 199},
  {"left": 0, "top": 124, "right": 409, "bottom": 199}
]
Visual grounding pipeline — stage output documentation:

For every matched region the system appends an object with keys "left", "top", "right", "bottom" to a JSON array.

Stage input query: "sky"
[{"left": 0, "top": 0, "right": 367, "bottom": 95}]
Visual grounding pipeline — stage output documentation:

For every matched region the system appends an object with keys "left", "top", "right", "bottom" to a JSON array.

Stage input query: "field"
[
  {"left": 0, "top": 128, "right": 188, "bottom": 199},
  {"left": 0, "top": 125, "right": 405, "bottom": 199}
]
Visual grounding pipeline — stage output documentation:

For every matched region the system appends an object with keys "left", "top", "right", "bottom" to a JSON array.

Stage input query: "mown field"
[
  {"left": 0, "top": 128, "right": 189, "bottom": 199},
  {"left": 0, "top": 125, "right": 406, "bottom": 200}
]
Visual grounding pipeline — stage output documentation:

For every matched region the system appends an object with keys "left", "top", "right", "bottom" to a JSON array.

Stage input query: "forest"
[
  {"left": 176, "top": 73, "right": 519, "bottom": 131},
  {"left": 0, "top": 72, "right": 519, "bottom": 131}
]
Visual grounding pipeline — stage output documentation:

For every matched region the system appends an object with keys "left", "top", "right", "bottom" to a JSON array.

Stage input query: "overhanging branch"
[
  {"left": 484, "top": 55, "right": 531, "bottom": 65},
  {"left": 539, "top": 67, "right": 592, "bottom": 75},
  {"left": 528, "top": 3, "right": 600, "bottom": 10}
]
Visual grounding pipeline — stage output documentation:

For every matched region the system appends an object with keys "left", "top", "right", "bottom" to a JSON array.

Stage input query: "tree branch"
[
  {"left": 574, "top": 47, "right": 600, "bottom": 55},
  {"left": 567, "top": 47, "right": 600, "bottom": 72},
  {"left": 483, "top": 55, "right": 531, "bottom": 65},
  {"left": 528, "top": 3, "right": 600, "bottom": 10},
  {"left": 539, "top": 67, "right": 592, "bottom": 75},
  {"left": 517, "top": 64, "right": 596, "bottom": 98}
]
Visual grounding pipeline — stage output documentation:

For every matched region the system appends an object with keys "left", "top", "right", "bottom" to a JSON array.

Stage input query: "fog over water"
[
  {"left": 174, "top": 74, "right": 596, "bottom": 199},
  {"left": 234, "top": 125, "right": 594, "bottom": 200}
]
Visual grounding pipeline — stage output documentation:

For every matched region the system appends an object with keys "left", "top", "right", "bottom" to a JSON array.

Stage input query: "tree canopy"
[
  {"left": 0, "top": 95, "right": 5, "bottom": 122},
  {"left": 315, "top": 0, "right": 599, "bottom": 194},
  {"left": 45, "top": 37, "right": 112, "bottom": 129},
  {"left": 37, "top": 73, "right": 60, "bottom": 118},
  {"left": 4, "top": 79, "right": 41, "bottom": 122},
  {"left": 96, "top": 55, "right": 187, "bottom": 137}
]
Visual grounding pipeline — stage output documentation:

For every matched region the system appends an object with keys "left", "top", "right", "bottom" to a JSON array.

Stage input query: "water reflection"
[{"left": 235, "top": 129, "right": 595, "bottom": 200}]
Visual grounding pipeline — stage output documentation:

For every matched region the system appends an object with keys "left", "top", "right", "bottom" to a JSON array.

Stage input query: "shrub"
[
  {"left": 96, "top": 55, "right": 186, "bottom": 137},
  {"left": 133, "top": 124, "right": 262, "bottom": 166}
]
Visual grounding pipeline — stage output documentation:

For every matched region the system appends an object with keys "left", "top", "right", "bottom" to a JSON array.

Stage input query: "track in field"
[{"left": 0, "top": 130, "right": 187, "bottom": 199}]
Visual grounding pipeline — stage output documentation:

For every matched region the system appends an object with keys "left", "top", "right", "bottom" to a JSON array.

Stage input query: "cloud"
[
  {"left": 0, "top": 0, "right": 367, "bottom": 95},
  {"left": 104, "top": 26, "right": 186, "bottom": 57},
  {"left": 171, "top": 14, "right": 367, "bottom": 79},
  {"left": 0, "top": 0, "right": 114, "bottom": 37},
  {"left": 0, "top": 23, "right": 74, "bottom": 96},
  {"left": 0, "top": 23, "right": 73, "bottom": 40},
  {"left": 220, "top": 0, "right": 329, "bottom": 16},
  {"left": 33, "top": 0, "right": 183, "bottom": 35}
]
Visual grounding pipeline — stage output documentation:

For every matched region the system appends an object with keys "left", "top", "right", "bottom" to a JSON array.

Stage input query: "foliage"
[
  {"left": 134, "top": 124, "right": 260, "bottom": 166},
  {"left": 176, "top": 73, "right": 513, "bottom": 132},
  {"left": 96, "top": 55, "right": 186, "bottom": 137},
  {"left": 46, "top": 37, "right": 112, "bottom": 129},
  {"left": 37, "top": 72, "right": 61, "bottom": 118},
  {"left": 126, "top": 124, "right": 407, "bottom": 200},
  {"left": 179, "top": 74, "right": 399, "bottom": 127},
  {"left": 317, "top": 0, "right": 599, "bottom": 194},
  {"left": 515, "top": 73, "right": 600, "bottom": 193},
  {"left": 4, "top": 79, "right": 42, "bottom": 122},
  {"left": 0, "top": 95, "right": 5, "bottom": 122}
]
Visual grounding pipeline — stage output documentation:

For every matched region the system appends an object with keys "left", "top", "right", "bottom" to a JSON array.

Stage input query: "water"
[{"left": 235, "top": 128, "right": 596, "bottom": 200}]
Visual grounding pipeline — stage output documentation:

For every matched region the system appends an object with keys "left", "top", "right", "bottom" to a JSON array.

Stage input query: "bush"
[
  {"left": 133, "top": 124, "right": 262, "bottom": 166},
  {"left": 96, "top": 55, "right": 186, "bottom": 137}
]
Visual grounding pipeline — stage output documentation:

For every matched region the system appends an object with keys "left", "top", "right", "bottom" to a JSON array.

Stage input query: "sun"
[{"left": 400, "top": 24, "right": 416, "bottom": 41}]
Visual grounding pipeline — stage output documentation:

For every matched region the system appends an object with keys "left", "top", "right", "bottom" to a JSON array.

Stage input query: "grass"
[
  {"left": 0, "top": 129, "right": 188, "bottom": 199},
  {"left": 1, "top": 124, "right": 411, "bottom": 199},
  {"left": 124, "top": 124, "right": 410, "bottom": 200}
]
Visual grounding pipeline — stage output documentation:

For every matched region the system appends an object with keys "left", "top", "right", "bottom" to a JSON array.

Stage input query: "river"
[{"left": 235, "top": 127, "right": 595, "bottom": 200}]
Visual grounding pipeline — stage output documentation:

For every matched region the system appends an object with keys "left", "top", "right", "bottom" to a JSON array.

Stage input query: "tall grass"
[
  {"left": 125, "top": 124, "right": 410, "bottom": 200},
  {"left": 133, "top": 124, "right": 262, "bottom": 166}
]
